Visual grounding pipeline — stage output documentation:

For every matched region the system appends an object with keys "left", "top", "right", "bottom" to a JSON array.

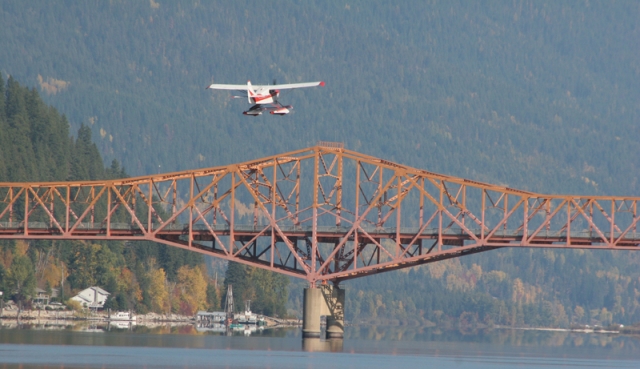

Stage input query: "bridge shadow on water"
[{"left": 302, "top": 337, "right": 344, "bottom": 352}]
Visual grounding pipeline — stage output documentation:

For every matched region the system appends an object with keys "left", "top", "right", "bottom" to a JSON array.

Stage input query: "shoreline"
[
  {"left": 0, "top": 309, "right": 298, "bottom": 328},
  {"left": 2, "top": 309, "right": 633, "bottom": 336},
  {"left": 0, "top": 309, "right": 195, "bottom": 323}
]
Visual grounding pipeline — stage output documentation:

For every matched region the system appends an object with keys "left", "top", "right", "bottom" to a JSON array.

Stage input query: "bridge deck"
[{"left": 2, "top": 222, "right": 640, "bottom": 246}]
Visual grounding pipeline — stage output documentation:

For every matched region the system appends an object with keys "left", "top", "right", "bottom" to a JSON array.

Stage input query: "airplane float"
[{"left": 206, "top": 80, "right": 325, "bottom": 116}]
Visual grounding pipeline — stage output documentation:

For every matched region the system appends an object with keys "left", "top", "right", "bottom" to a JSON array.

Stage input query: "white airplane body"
[{"left": 206, "top": 80, "right": 324, "bottom": 116}]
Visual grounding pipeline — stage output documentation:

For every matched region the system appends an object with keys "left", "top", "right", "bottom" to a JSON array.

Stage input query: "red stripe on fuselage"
[{"left": 253, "top": 94, "right": 273, "bottom": 103}]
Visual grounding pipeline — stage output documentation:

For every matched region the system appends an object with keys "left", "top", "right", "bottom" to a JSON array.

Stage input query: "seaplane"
[{"left": 206, "top": 80, "right": 325, "bottom": 116}]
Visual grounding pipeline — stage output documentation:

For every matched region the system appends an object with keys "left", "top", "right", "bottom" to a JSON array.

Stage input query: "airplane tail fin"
[{"left": 247, "top": 80, "right": 256, "bottom": 104}]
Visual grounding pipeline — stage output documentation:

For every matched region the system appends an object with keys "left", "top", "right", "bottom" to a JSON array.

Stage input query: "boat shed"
[{"left": 196, "top": 311, "right": 226, "bottom": 323}]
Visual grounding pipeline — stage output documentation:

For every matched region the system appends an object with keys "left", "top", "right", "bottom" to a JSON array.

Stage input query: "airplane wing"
[
  {"left": 254, "top": 81, "right": 325, "bottom": 90},
  {"left": 207, "top": 81, "right": 325, "bottom": 90},
  {"left": 206, "top": 84, "right": 249, "bottom": 91}
]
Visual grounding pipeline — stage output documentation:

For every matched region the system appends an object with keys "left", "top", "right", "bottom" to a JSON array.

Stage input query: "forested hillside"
[
  {"left": 0, "top": 76, "right": 212, "bottom": 314},
  {"left": 1, "top": 1, "right": 640, "bottom": 326}
]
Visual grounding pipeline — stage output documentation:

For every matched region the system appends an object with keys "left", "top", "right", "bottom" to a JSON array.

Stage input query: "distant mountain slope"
[
  {"left": 2, "top": 1, "right": 640, "bottom": 325},
  {"left": 1, "top": 1, "right": 638, "bottom": 195}
]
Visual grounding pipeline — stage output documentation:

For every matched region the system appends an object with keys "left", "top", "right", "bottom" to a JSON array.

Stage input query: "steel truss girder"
[{"left": 1, "top": 144, "right": 639, "bottom": 284}]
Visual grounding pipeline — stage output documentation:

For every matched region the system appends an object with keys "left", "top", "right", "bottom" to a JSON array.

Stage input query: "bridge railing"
[{"left": 3, "top": 221, "right": 640, "bottom": 242}]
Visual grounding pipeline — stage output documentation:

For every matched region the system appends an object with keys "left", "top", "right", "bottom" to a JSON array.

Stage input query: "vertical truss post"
[
  {"left": 253, "top": 197, "right": 258, "bottom": 229},
  {"left": 334, "top": 240, "right": 339, "bottom": 275},
  {"left": 311, "top": 150, "right": 319, "bottom": 279},
  {"left": 213, "top": 181, "right": 218, "bottom": 225},
  {"left": 65, "top": 186, "right": 70, "bottom": 234},
  {"left": 336, "top": 153, "right": 343, "bottom": 227},
  {"left": 90, "top": 187, "right": 95, "bottom": 225},
  {"left": 378, "top": 167, "right": 383, "bottom": 226},
  {"left": 24, "top": 186, "right": 29, "bottom": 236},
  {"left": 271, "top": 160, "right": 277, "bottom": 267},
  {"left": 523, "top": 196, "right": 528, "bottom": 242},
  {"left": 610, "top": 200, "right": 615, "bottom": 246},
  {"left": 172, "top": 180, "right": 177, "bottom": 219},
  {"left": 131, "top": 186, "right": 136, "bottom": 226},
  {"left": 354, "top": 161, "right": 360, "bottom": 271},
  {"left": 396, "top": 175, "right": 401, "bottom": 258},
  {"left": 634, "top": 201, "right": 637, "bottom": 235},
  {"left": 230, "top": 171, "right": 235, "bottom": 254},
  {"left": 438, "top": 183, "right": 443, "bottom": 252},
  {"left": 106, "top": 186, "right": 111, "bottom": 237},
  {"left": 189, "top": 175, "right": 194, "bottom": 248},
  {"left": 253, "top": 167, "right": 258, "bottom": 229},
  {"left": 148, "top": 181, "right": 153, "bottom": 232},
  {"left": 295, "top": 160, "right": 301, "bottom": 225},
  {"left": 8, "top": 187, "right": 13, "bottom": 224},
  {"left": 419, "top": 178, "right": 424, "bottom": 227},
  {"left": 503, "top": 194, "right": 508, "bottom": 233},
  {"left": 481, "top": 189, "right": 486, "bottom": 242},
  {"left": 462, "top": 185, "right": 466, "bottom": 228},
  {"left": 49, "top": 189, "right": 54, "bottom": 229},
  {"left": 419, "top": 177, "right": 424, "bottom": 255},
  {"left": 567, "top": 199, "right": 571, "bottom": 245},
  {"left": 546, "top": 200, "right": 551, "bottom": 232},
  {"left": 589, "top": 201, "right": 593, "bottom": 236}
]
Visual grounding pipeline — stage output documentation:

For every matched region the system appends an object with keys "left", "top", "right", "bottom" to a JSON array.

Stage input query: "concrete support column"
[
  {"left": 302, "top": 287, "right": 322, "bottom": 338},
  {"left": 302, "top": 284, "right": 346, "bottom": 339},
  {"left": 322, "top": 285, "right": 345, "bottom": 339}
]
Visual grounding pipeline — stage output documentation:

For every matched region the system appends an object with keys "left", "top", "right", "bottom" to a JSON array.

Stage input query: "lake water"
[{"left": 0, "top": 322, "right": 639, "bottom": 368}]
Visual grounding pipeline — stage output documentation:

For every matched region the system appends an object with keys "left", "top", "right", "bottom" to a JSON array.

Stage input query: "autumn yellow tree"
[
  {"left": 174, "top": 265, "right": 207, "bottom": 315},
  {"left": 115, "top": 267, "right": 143, "bottom": 308},
  {"left": 512, "top": 278, "right": 525, "bottom": 304},
  {"left": 147, "top": 267, "right": 169, "bottom": 313},
  {"left": 573, "top": 305, "right": 585, "bottom": 324},
  {"left": 40, "top": 258, "right": 63, "bottom": 289}
]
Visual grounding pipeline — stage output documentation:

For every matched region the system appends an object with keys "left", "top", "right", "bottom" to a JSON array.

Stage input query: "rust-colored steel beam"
[{"left": 1, "top": 142, "right": 639, "bottom": 284}]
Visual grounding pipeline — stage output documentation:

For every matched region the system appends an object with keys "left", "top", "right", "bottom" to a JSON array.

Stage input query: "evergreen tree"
[
  {"left": 7, "top": 255, "right": 36, "bottom": 307},
  {"left": 4, "top": 77, "right": 36, "bottom": 182},
  {"left": 69, "top": 124, "right": 104, "bottom": 181},
  {"left": 206, "top": 283, "right": 219, "bottom": 311}
]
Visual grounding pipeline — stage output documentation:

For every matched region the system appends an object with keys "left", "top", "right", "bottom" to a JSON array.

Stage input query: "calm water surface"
[{"left": 0, "top": 322, "right": 639, "bottom": 368}]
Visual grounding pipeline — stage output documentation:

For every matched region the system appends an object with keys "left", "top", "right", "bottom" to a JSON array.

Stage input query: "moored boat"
[
  {"left": 109, "top": 311, "right": 137, "bottom": 321},
  {"left": 234, "top": 300, "right": 259, "bottom": 324}
]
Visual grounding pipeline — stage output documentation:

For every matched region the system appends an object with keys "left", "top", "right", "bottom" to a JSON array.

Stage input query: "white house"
[{"left": 70, "top": 286, "right": 110, "bottom": 309}]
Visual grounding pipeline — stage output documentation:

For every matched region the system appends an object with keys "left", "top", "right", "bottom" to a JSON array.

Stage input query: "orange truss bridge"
[{"left": 1, "top": 142, "right": 639, "bottom": 284}]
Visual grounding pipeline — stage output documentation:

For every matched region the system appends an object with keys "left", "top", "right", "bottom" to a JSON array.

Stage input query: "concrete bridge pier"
[
  {"left": 302, "top": 284, "right": 345, "bottom": 339},
  {"left": 324, "top": 285, "right": 345, "bottom": 339},
  {"left": 302, "top": 287, "right": 323, "bottom": 338}
]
